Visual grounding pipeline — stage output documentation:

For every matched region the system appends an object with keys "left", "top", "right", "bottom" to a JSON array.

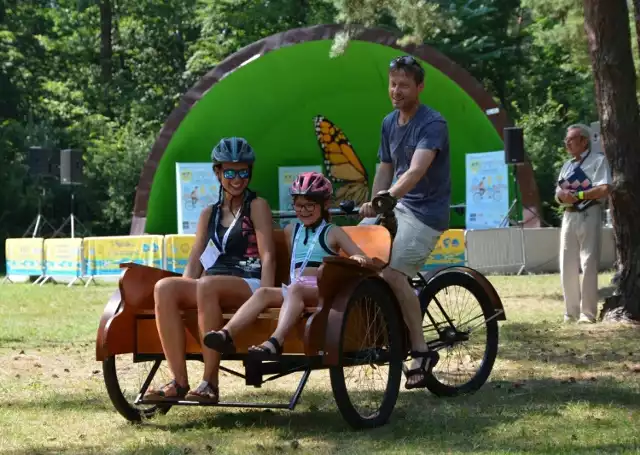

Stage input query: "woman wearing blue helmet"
[{"left": 146, "top": 137, "right": 276, "bottom": 403}]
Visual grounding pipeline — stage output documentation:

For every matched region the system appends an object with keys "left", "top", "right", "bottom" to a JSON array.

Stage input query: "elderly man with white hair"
[{"left": 555, "top": 123, "right": 612, "bottom": 323}]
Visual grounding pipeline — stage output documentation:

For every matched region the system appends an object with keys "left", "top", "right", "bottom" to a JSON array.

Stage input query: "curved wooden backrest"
[
  {"left": 341, "top": 225, "right": 391, "bottom": 264},
  {"left": 271, "top": 224, "right": 391, "bottom": 286},
  {"left": 273, "top": 228, "right": 291, "bottom": 285}
]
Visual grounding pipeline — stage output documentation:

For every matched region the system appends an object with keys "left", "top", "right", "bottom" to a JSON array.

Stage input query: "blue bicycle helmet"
[{"left": 211, "top": 137, "right": 256, "bottom": 165}]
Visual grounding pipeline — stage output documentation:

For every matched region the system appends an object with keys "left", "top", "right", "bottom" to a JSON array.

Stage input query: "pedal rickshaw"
[{"left": 95, "top": 193, "right": 506, "bottom": 429}]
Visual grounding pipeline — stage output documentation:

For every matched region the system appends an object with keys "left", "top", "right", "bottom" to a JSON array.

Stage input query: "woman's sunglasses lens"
[{"left": 222, "top": 169, "right": 250, "bottom": 179}]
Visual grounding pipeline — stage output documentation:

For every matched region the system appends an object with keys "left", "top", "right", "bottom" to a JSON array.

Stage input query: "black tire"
[
  {"left": 420, "top": 270, "right": 499, "bottom": 397},
  {"left": 330, "top": 278, "right": 404, "bottom": 429},
  {"left": 103, "top": 355, "right": 171, "bottom": 422}
]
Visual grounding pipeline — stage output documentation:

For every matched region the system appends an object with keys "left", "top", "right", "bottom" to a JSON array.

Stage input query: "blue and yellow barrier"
[
  {"left": 2, "top": 229, "right": 467, "bottom": 286},
  {"left": 84, "top": 235, "right": 164, "bottom": 277},
  {"left": 423, "top": 229, "right": 466, "bottom": 271},
  {"left": 43, "top": 238, "right": 84, "bottom": 277},
  {"left": 164, "top": 235, "right": 196, "bottom": 274},
  {"left": 5, "top": 238, "right": 45, "bottom": 281}
]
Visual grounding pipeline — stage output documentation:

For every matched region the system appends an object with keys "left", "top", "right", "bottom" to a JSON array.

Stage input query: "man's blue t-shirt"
[{"left": 378, "top": 104, "right": 451, "bottom": 232}]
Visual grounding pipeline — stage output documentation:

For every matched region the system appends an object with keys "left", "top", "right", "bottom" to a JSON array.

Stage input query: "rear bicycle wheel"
[{"left": 420, "top": 270, "right": 499, "bottom": 396}]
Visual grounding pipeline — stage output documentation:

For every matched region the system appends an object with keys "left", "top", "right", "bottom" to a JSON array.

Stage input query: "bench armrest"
[
  {"left": 303, "top": 256, "right": 381, "bottom": 356},
  {"left": 119, "top": 263, "right": 180, "bottom": 310}
]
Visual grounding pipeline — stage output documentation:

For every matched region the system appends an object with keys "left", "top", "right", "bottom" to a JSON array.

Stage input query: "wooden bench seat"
[{"left": 96, "top": 224, "right": 392, "bottom": 360}]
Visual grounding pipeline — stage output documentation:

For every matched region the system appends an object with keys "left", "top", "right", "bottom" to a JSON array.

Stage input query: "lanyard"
[
  {"left": 289, "top": 220, "right": 326, "bottom": 283},
  {"left": 572, "top": 150, "right": 591, "bottom": 171},
  {"left": 214, "top": 202, "right": 243, "bottom": 254}
]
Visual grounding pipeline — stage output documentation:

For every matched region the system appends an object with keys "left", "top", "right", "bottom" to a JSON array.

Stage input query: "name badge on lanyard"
[
  {"left": 199, "top": 204, "right": 242, "bottom": 270},
  {"left": 289, "top": 220, "right": 326, "bottom": 284}
]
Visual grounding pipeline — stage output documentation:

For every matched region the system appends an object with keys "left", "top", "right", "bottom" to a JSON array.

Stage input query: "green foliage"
[{"left": 82, "top": 119, "right": 155, "bottom": 235}]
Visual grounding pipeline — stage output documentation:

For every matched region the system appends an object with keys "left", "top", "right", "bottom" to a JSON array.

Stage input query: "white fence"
[{"left": 466, "top": 227, "right": 616, "bottom": 275}]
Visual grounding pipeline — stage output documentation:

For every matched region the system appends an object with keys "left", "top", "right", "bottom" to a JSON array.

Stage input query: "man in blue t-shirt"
[{"left": 360, "top": 55, "right": 451, "bottom": 390}]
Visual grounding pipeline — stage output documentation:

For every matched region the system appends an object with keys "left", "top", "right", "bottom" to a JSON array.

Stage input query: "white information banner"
[
  {"left": 465, "top": 151, "right": 510, "bottom": 230},
  {"left": 176, "top": 163, "right": 221, "bottom": 234}
]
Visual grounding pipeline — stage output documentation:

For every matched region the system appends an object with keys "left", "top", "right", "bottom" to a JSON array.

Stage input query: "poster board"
[
  {"left": 465, "top": 151, "right": 510, "bottom": 229},
  {"left": 176, "top": 163, "right": 220, "bottom": 234}
]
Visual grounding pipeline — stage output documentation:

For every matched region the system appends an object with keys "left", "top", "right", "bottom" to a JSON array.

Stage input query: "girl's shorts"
[{"left": 281, "top": 276, "right": 317, "bottom": 297}]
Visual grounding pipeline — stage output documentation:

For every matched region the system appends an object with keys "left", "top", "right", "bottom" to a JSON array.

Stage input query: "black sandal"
[
  {"left": 404, "top": 350, "right": 440, "bottom": 390},
  {"left": 203, "top": 329, "right": 236, "bottom": 354},
  {"left": 248, "top": 337, "right": 283, "bottom": 360},
  {"left": 144, "top": 379, "right": 190, "bottom": 401}
]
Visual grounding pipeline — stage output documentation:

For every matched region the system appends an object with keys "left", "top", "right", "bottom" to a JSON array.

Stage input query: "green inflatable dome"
[{"left": 130, "top": 25, "right": 541, "bottom": 235}]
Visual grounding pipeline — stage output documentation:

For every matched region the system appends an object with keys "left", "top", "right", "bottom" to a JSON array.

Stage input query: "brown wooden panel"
[
  {"left": 136, "top": 318, "right": 201, "bottom": 354},
  {"left": 135, "top": 311, "right": 309, "bottom": 355},
  {"left": 273, "top": 229, "right": 291, "bottom": 286},
  {"left": 119, "top": 263, "right": 179, "bottom": 310},
  {"left": 341, "top": 225, "right": 391, "bottom": 264},
  {"left": 96, "top": 290, "right": 124, "bottom": 361},
  {"left": 304, "top": 256, "right": 383, "bottom": 358},
  {"left": 102, "top": 304, "right": 136, "bottom": 357}
]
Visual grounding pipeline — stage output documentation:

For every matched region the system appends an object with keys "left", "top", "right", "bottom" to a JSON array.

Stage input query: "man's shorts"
[{"left": 389, "top": 203, "right": 443, "bottom": 278}]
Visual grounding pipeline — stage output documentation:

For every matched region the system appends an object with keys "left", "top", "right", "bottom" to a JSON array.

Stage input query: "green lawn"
[{"left": 1, "top": 273, "right": 640, "bottom": 454}]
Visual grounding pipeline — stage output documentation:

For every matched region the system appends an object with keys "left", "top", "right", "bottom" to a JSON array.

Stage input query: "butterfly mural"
[{"left": 313, "top": 115, "right": 369, "bottom": 207}]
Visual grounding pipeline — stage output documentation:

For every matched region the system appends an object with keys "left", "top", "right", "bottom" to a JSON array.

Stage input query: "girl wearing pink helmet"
[{"left": 203, "top": 171, "right": 371, "bottom": 357}]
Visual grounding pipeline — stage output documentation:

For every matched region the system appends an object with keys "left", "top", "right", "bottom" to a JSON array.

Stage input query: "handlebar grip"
[
  {"left": 371, "top": 192, "right": 397, "bottom": 215},
  {"left": 339, "top": 199, "right": 356, "bottom": 214}
]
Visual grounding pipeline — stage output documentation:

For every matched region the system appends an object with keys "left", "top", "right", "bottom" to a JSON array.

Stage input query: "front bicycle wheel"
[
  {"left": 419, "top": 270, "right": 500, "bottom": 397},
  {"left": 330, "top": 278, "right": 404, "bottom": 429}
]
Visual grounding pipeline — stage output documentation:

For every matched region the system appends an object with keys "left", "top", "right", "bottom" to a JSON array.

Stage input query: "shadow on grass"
[
  {"left": 505, "top": 286, "right": 616, "bottom": 304},
  {"left": 499, "top": 320, "right": 640, "bottom": 369},
  {"left": 4, "top": 393, "right": 114, "bottom": 412},
  {"left": 147, "top": 376, "right": 640, "bottom": 452},
  {"left": 4, "top": 377, "right": 640, "bottom": 454}
]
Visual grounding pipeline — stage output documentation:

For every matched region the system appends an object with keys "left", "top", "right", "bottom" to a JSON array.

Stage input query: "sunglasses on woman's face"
[{"left": 222, "top": 168, "right": 251, "bottom": 180}]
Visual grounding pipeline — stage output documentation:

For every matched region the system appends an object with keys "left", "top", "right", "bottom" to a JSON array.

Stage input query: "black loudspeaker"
[
  {"left": 60, "top": 149, "right": 84, "bottom": 185},
  {"left": 504, "top": 127, "right": 525, "bottom": 164},
  {"left": 27, "top": 147, "right": 57, "bottom": 177}
]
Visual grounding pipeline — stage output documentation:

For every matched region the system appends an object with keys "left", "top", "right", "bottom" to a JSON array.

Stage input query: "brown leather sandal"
[
  {"left": 144, "top": 379, "right": 190, "bottom": 401},
  {"left": 185, "top": 381, "right": 220, "bottom": 404}
]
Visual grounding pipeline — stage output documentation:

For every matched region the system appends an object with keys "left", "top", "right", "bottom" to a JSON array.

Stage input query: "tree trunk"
[
  {"left": 583, "top": 0, "right": 640, "bottom": 321},
  {"left": 634, "top": 0, "right": 640, "bottom": 61},
  {"left": 99, "top": 0, "right": 112, "bottom": 84}
]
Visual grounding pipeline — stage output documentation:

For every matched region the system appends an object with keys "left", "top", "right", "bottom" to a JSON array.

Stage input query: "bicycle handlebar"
[
  {"left": 271, "top": 194, "right": 398, "bottom": 221},
  {"left": 271, "top": 200, "right": 363, "bottom": 219}
]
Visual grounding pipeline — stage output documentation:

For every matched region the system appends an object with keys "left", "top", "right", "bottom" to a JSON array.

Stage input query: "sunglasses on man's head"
[
  {"left": 390, "top": 55, "right": 424, "bottom": 72},
  {"left": 222, "top": 168, "right": 251, "bottom": 180}
]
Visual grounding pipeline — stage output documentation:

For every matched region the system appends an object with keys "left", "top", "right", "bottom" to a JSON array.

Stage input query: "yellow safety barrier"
[
  {"left": 2, "top": 228, "right": 468, "bottom": 287},
  {"left": 42, "top": 238, "right": 84, "bottom": 286},
  {"left": 83, "top": 235, "right": 164, "bottom": 286},
  {"left": 4, "top": 238, "right": 45, "bottom": 284},
  {"left": 164, "top": 234, "right": 196, "bottom": 274}
]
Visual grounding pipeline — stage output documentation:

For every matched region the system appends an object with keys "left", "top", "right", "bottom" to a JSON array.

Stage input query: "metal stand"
[
  {"left": 23, "top": 188, "right": 55, "bottom": 238},
  {"left": 44, "top": 189, "right": 89, "bottom": 287},
  {"left": 51, "top": 191, "right": 90, "bottom": 239},
  {"left": 499, "top": 164, "right": 527, "bottom": 276}
]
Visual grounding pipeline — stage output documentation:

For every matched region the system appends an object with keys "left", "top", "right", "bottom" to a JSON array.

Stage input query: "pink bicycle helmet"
[{"left": 290, "top": 171, "right": 333, "bottom": 200}]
